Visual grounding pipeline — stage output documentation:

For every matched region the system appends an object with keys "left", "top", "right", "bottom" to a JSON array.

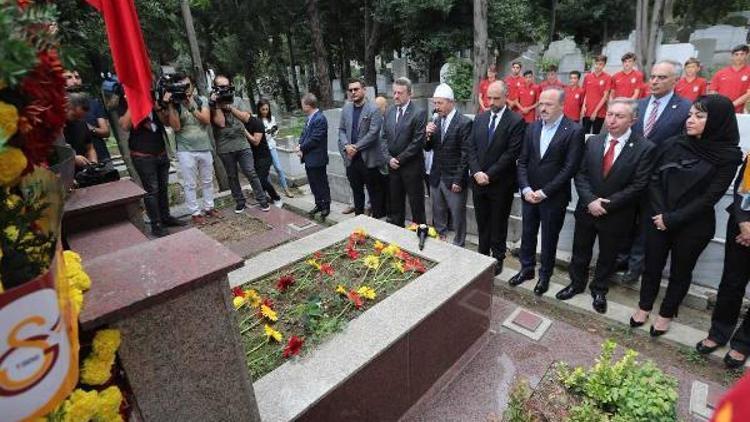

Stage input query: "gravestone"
[
  {"left": 376, "top": 73, "right": 389, "bottom": 95},
  {"left": 439, "top": 62, "right": 452, "bottom": 83},
  {"left": 544, "top": 37, "right": 580, "bottom": 62},
  {"left": 656, "top": 43, "right": 698, "bottom": 66},
  {"left": 332, "top": 79, "right": 344, "bottom": 102},
  {"left": 558, "top": 52, "right": 586, "bottom": 82},
  {"left": 690, "top": 25, "right": 749, "bottom": 66},
  {"left": 602, "top": 33, "right": 636, "bottom": 74},
  {"left": 691, "top": 38, "right": 717, "bottom": 69},
  {"left": 509, "top": 47, "right": 539, "bottom": 78},
  {"left": 392, "top": 58, "right": 408, "bottom": 79}
]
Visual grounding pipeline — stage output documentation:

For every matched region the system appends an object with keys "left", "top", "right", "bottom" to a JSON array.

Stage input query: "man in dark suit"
[
  {"left": 558, "top": 98, "right": 655, "bottom": 313},
  {"left": 468, "top": 80, "right": 526, "bottom": 273},
  {"left": 511, "top": 87, "right": 585, "bottom": 295},
  {"left": 296, "top": 93, "right": 330, "bottom": 218},
  {"left": 620, "top": 60, "right": 692, "bottom": 283},
  {"left": 338, "top": 78, "right": 385, "bottom": 217},
  {"left": 381, "top": 77, "right": 427, "bottom": 227},
  {"left": 424, "top": 83, "right": 472, "bottom": 246}
]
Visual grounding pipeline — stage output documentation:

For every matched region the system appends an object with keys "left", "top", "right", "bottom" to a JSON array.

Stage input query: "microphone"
[
  {"left": 427, "top": 109, "right": 439, "bottom": 141},
  {"left": 417, "top": 224, "right": 429, "bottom": 250}
]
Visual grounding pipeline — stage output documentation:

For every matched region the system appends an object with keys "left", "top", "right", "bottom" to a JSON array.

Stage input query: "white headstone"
[
  {"left": 392, "top": 58, "right": 408, "bottom": 79},
  {"left": 376, "top": 73, "right": 389, "bottom": 95},
  {"left": 690, "top": 38, "right": 717, "bottom": 68},
  {"left": 690, "top": 25, "right": 748, "bottom": 52},
  {"left": 656, "top": 43, "right": 698, "bottom": 66},
  {"left": 543, "top": 37, "right": 579, "bottom": 62},
  {"left": 602, "top": 39, "right": 635, "bottom": 74},
  {"left": 558, "top": 52, "right": 586, "bottom": 82}
]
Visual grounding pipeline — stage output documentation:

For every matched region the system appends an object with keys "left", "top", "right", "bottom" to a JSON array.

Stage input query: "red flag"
[{"left": 86, "top": 0, "right": 153, "bottom": 126}]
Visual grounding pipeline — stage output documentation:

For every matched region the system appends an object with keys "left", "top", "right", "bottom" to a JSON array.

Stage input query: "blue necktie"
[{"left": 487, "top": 114, "right": 497, "bottom": 148}]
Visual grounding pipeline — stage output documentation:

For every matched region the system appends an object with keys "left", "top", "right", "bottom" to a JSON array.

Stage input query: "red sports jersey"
[
  {"left": 539, "top": 79, "right": 564, "bottom": 91},
  {"left": 710, "top": 65, "right": 750, "bottom": 112},
  {"left": 517, "top": 83, "right": 539, "bottom": 123},
  {"left": 583, "top": 71, "right": 612, "bottom": 118},
  {"left": 563, "top": 85, "right": 585, "bottom": 121},
  {"left": 675, "top": 77, "right": 707, "bottom": 102},
  {"left": 478, "top": 78, "right": 492, "bottom": 109},
  {"left": 505, "top": 74, "right": 525, "bottom": 107},
  {"left": 611, "top": 69, "right": 644, "bottom": 98}
]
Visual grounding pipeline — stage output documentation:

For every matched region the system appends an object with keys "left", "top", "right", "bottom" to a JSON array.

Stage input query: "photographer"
[
  {"left": 162, "top": 72, "right": 220, "bottom": 225},
  {"left": 118, "top": 96, "right": 186, "bottom": 237},
  {"left": 63, "top": 92, "right": 98, "bottom": 170},
  {"left": 210, "top": 75, "right": 270, "bottom": 212},
  {"left": 63, "top": 69, "right": 112, "bottom": 161}
]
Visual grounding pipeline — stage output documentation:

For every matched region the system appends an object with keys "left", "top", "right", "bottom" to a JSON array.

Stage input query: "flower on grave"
[
  {"left": 346, "top": 246, "right": 360, "bottom": 260},
  {"left": 357, "top": 286, "right": 376, "bottom": 301},
  {"left": 392, "top": 260, "right": 405, "bottom": 273},
  {"left": 97, "top": 386, "right": 124, "bottom": 422},
  {"left": 233, "top": 296, "right": 246, "bottom": 310},
  {"left": 306, "top": 258, "right": 321, "bottom": 270},
  {"left": 232, "top": 287, "right": 244, "bottom": 297},
  {"left": 260, "top": 304, "right": 278, "bottom": 322},
  {"left": 347, "top": 290, "right": 363, "bottom": 309},
  {"left": 363, "top": 255, "right": 380, "bottom": 269},
  {"left": 313, "top": 251, "right": 323, "bottom": 260},
  {"left": 63, "top": 250, "right": 91, "bottom": 292},
  {"left": 382, "top": 243, "right": 400, "bottom": 257},
  {"left": 0, "top": 101, "right": 18, "bottom": 148},
  {"left": 61, "top": 389, "right": 99, "bottom": 422},
  {"left": 0, "top": 147, "right": 27, "bottom": 186},
  {"left": 335, "top": 284, "right": 347, "bottom": 295},
  {"left": 373, "top": 240, "right": 385, "bottom": 254},
  {"left": 245, "top": 289, "right": 262, "bottom": 308},
  {"left": 320, "top": 262, "right": 334, "bottom": 276},
  {"left": 428, "top": 227, "right": 438, "bottom": 238},
  {"left": 349, "top": 228, "right": 367, "bottom": 245},
  {"left": 264, "top": 324, "right": 283, "bottom": 342},
  {"left": 80, "top": 329, "right": 121, "bottom": 386},
  {"left": 407, "top": 223, "right": 418, "bottom": 232},
  {"left": 276, "top": 274, "right": 295, "bottom": 292},
  {"left": 283, "top": 336, "right": 305, "bottom": 358}
]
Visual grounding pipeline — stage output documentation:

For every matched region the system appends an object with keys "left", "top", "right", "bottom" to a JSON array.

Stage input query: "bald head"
[{"left": 486, "top": 81, "right": 507, "bottom": 112}]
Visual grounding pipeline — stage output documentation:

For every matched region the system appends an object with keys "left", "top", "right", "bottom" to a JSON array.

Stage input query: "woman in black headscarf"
[{"left": 631, "top": 95, "right": 743, "bottom": 336}]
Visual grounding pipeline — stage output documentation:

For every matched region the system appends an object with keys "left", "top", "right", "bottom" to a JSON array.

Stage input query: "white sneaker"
[{"left": 273, "top": 200, "right": 284, "bottom": 208}]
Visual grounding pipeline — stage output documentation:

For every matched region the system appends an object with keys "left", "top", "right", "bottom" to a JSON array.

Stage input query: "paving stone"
[{"left": 513, "top": 309, "right": 543, "bottom": 331}]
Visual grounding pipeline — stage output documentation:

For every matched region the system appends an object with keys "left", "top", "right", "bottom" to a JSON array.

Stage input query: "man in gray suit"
[
  {"left": 338, "top": 78, "right": 386, "bottom": 217},
  {"left": 382, "top": 77, "right": 427, "bottom": 226},
  {"left": 424, "top": 83, "right": 472, "bottom": 246}
]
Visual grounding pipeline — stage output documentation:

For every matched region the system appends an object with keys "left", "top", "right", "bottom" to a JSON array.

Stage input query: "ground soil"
[{"left": 199, "top": 212, "right": 270, "bottom": 243}]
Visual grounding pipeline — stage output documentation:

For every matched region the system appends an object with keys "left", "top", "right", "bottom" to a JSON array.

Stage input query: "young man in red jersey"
[
  {"left": 581, "top": 55, "right": 611, "bottom": 134},
  {"left": 675, "top": 57, "right": 707, "bottom": 102},
  {"left": 563, "top": 70, "right": 585, "bottom": 122},
  {"left": 505, "top": 61, "right": 525, "bottom": 111},
  {"left": 610, "top": 52, "right": 643, "bottom": 99},
  {"left": 518, "top": 70, "right": 540, "bottom": 123},
  {"left": 710, "top": 44, "right": 750, "bottom": 113},
  {"left": 539, "top": 64, "right": 564, "bottom": 90}
]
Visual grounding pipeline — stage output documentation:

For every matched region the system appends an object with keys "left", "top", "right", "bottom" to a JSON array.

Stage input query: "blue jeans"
[{"left": 269, "top": 147, "right": 289, "bottom": 190}]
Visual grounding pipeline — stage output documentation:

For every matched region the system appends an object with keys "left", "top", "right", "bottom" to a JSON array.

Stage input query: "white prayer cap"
[{"left": 433, "top": 83, "right": 454, "bottom": 101}]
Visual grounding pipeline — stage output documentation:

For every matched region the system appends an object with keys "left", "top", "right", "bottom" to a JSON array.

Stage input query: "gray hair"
[
  {"left": 393, "top": 77, "right": 412, "bottom": 94},
  {"left": 541, "top": 86, "right": 565, "bottom": 105},
  {"left": 488, "top": 80, "right": 507, "bottom": 95},
  {"left": 67, "top": 92, "right": 90, "bottom": 111},
  {"left": 302, "top": 92, "right": 318, "bottom": 108},
  {"left": 608, "top": 97, "right": 639, "bottom": 118},
  {"left": 654, "top": 60, "right": 682, "bottom": 78}
]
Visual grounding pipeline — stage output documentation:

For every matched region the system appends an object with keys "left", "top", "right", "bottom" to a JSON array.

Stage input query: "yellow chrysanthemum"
[
  {"left": 260, "top": 304, "right": 278, "bottom": 321},
  {"left": 81, "top": 329, "right": 121, "bottom": 386},
  {"left": 382, "top": 243, "right": 400, "bottom": 256},
  {"left": 232, "top": 296, "right": 246, "bottom": 309},
  {"left": 335, "top": 284, "right": 347, "bottom": 295},
  {"left": 374, "top": 240, "right": 385, "bottom": 250},
  {"left": 0, "top": 101, "right": 18, "bottom": 146},
  {"left": 357, "top": 286, "right": 377, "bottom": 300},
  {"left": 363, "top": 255, "right": 380, "bottom": 269},
  {"left": 69, "top": 288, "right": 83, "bottom": 314},
  {"left": 264, "top": 324, "right": 283, "bottom": 342},
  {"left": 428, "top": 227, "right": 438, "bottom": 238},
  {"left": 392, "top": 260, "right": 405, "bottom": 273},
  {"left": 92, "top": 329, "right": 121, "bottom": 356},
  {"left": 97, "top": 386, "right": 124, "bottom": 422},
  {"left": 244, "top": 289, "right": 261, "bottom": 307},
  {"left": 0, "top": 147, "right": 27, "bottom": 187},
  {"left": 4, "top": 225, "right": 19, "bottom": 242},
  {"left": 62, "top": 389, "right": 98, "bottom": 422},
  {"left": 306, "top": 259, "right": 321, "bottom": 270}
]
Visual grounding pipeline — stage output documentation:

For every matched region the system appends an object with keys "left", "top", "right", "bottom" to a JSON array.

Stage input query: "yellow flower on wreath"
[
  {"left": 81, "top": 329, "right": 121, "bottom": 386},
  {"left": 357, "top": 286, "right": 377, "bottom": 300},
  {"left": 264, "top": 324, "right": 283, "bottom": 342},
  {"left": 260, "top": 304, "right": 278, "bottom": 321},
  {"left": 97, "top": 386, "right": 124, "bottom": 422},
  {"left": 0, "top": 147, "right": 27, "bottom": 187},
  {"left": 0, "top": 100, "right": 18, "bottom": 147},
  {"left": 61, "top": 389, "right": 98, "bottom": 422},
  {"left": 363, "top": 255, "right": 380, "bottom": 269}
]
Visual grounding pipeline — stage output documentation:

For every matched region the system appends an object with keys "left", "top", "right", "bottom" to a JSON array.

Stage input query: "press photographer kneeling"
[{"left": 210, "top": 75, "right": 271, "bottom": 213}]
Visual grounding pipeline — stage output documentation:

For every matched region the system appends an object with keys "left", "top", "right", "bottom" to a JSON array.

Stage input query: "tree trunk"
[
  {"left": 646, "top": 0, "right": 665, "bottom": 75},
  {"left": 306, "top": 0, "right": 333, "bottom": 107},
  {"left": 472, "top": 0, "right": 489, "bottom": 110},
  {"left": 179, "top": 0, "right": 207, "bottom": 95},
  {"left": 286, "top": 31, "right": 301, "bottom": 107},
  {"left": 364, "top": 1, "right": 381, "bottom": 94},
  {"left": 635, "top": 0, "right": 665, "bottom": 77},
  {"left": 271, "top": 35, "right": 294, "bottom": 111},
  {"left": 549, "top": 0, "right": 558, "bottom": 43},
  {"left": 663, "top": 0, "right": 675, "bottom": 24}
]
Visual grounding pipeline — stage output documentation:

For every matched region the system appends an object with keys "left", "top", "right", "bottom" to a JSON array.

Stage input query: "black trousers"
[
  {"left": 708, "top": 217, "right": 750, "bottom": 355},
  {"left": 346, "top": 156, "right": 386, "bottom": 218},
  {"left": 519, "top": 201, "right": 567, "bottom": 279},
  {"left": 568, "top": 212, "right": 630, "bottom": 295},
  {"left": 255, "top": 156, "right": 281, "bottom": 202},
  {"left": 388, "top": 158, "right": 425, "bottom": 226},
  {"left": 639, "top": 220, "right": 713, "bottom": 318},
  {"left": 305, "top": 165, "right": 330, "bottom": 209},
  {"left": 473, "top": 183, "right": 515, "bottom": 260},
  {"left": 582, "top": 117, "right": 604, "bottom": 135},
  {"left": 132, "top": 154, "right": 171, "bottom": 227}
]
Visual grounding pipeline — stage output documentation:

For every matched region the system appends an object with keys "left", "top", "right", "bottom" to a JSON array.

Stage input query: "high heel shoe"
[
  {"left": 629, "top": 313, "right": 649, "bottom": 328},
  {"left": 649, "top": 325, "right": 668, "bottom": 337},
  {"left": 724, "top": 351, "right": 748, "bottom": 369},
  {"left": 695, "top": 339, "right": 722, "bottom": 355}
]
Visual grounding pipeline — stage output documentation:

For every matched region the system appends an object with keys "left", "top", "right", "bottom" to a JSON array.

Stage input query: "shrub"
[
  {"left": 556, "top": 340, "right": 678, "bottom": 422},
  {"left": 444, "top": 56, "right": 473, "bottom": 102}
]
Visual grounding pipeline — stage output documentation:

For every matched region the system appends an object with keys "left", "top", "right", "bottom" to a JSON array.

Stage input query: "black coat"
[
  {"left": 574, "top": 132, "right": 655, "bottom": 233},
  {"left": 517, "top": 116, "right": 585, "bottom": 208},
  {"left": 467, "top": 108, "right": 526, "bottom": 191},
  {"left": 728, "top": 160, "right": 750, "bottom": 224},
  {"left": 381, "top": 101, "right": 427, "bottom": 166},
  {"left": 424, "top": 111, "right": 472, "bottom": 188}
]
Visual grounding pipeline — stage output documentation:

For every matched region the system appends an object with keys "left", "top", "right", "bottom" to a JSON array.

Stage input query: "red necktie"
[{"left": 602, "top": 138, "right": 619, "bottom": 177}]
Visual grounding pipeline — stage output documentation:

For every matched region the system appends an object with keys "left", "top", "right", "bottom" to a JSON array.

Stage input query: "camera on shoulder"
[
  {"left": 156, "top": 73, "right": 190, "bottom": 105},
  {"left": 211, "top": 84, "right": 235, "bottom": 106}
]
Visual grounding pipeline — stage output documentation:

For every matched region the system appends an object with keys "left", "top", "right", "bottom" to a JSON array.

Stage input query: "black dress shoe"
[
  {"left": 533, "top": 278, "right": 549, "bottom": 296},
  {"left": 695, "top": 339, "right": 722, "bottom": 355},
  {"left": 649, "top": 325, "right": 668, "bottom": 337},
  {"left": 509, "top": 269, "right": 535, "bottom": 286},
  {"left": 592, "top": 293, "right": 607, "bottom": 314},
  {"left": 320, "top": 207, "right": 331, "bottom": 218},
  {"left": 556, "top": 284, "right": 583, "bottom": 300},
  {"left": 308, "top": 205, "right": 322, "bottom": 217},
  {"left": 162, "top": 216, "right": 187, "bottom": 227},
  {"left": 494, "top": 260, "right": 504, "bottom": 276},
  {"left": 724, "top": 351, "right": 748, "bottom": 369},
  {"left": 151, "top": 224, "right": 169, "bottom": 237}
]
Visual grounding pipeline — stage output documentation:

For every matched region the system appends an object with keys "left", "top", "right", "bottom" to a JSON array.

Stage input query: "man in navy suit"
[
  {"left": 620, "top": 60, "right": 692, "bottom": 283},
  {"left": 467, "top": 81, "right": 526, "bottom": 274},
  {"left": 296, "top": 93, "right": 331, "bottom": 218},
  {"left": 511, "top": 87, "right": 585, "bottom": 295}
]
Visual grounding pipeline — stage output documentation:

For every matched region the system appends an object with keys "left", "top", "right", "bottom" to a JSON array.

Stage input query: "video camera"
[
  {"left": 211, "top": 84, "right": 235, "bottom": 105},
  {"left": 156, "top": 73, "right": 190, "bottom": 105},
  {"left": 101, "top": 73, "right": 124, "bottom": 97}
]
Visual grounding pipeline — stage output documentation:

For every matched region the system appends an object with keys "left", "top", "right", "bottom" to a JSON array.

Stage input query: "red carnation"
[
  {"left": 262, "top": 298, "right": 274, "bottom": 309},
  {"left": 276, "top": 274, "right": 296, "bottom": 292},
  {"left": 320, "top": 263, "right": 334, "bottom": 276},
  {"left": 283, "top": 336, "right": 305, "bottom": 358},
  {"left": 347, "top": 290, "right": 363, "bottom": 309},
  {"left": 313, "top": 251, "right": 323, "bottom": 260},
  {"left": 346, "top": 246, "right": 359, "bottom": 260},
  {"left": 232, "top": 287, "right": 244, "bottom": 297}
]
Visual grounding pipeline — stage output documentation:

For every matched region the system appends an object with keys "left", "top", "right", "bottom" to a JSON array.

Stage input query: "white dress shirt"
[
  {"left": 643, "top": 90, "right": 674, "bottom": 125},
  {"left": 603, "top": 128, "right": 631, "bottom": 162}
]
